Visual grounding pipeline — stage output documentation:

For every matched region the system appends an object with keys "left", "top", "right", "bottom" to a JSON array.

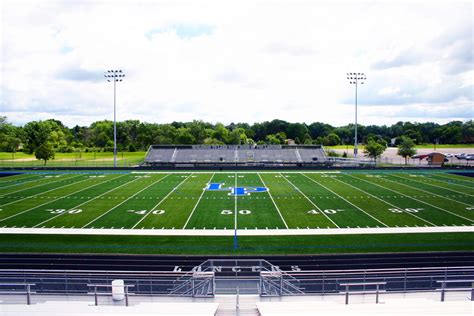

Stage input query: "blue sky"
[{"left": 1, "top": 0, "right": 472, "bottom": 127}]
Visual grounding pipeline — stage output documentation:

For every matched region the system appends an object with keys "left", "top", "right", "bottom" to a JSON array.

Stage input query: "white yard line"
[
  {"left": 0, "top": 178, "right": 67, "bottom": 197},
  {"left": 32, "top": 174, "right": 137, "bottom": 228},
  {"left": 0, "top": 174, "right": 41, "bottom": 183},
  {"left": 0, "top": 175, "right": 44, "bottom": 191},
  {"left": 0, "top": 174, "right": 84, "bottom": 207},
  {"left": 333, "top": 175, "right": 436, "bottom": 226},
  {"left": 83, "top": 174, "right": 171, "bottom": 228},
  {"left": 2, "top": 225, "right": 472, "bottom": 236},
  {"left": 131, "top": 171, "right": 342, "bottom": 174},
  {"left": 257, "top": 173, "right": 289, "bottom": 229},
  {"left": 301, "top": 173, "right": 388, "bottom": 227},
  {"left": 429, "top": 174, "right": 474, "bottom": 189},
  {"left": 0, "top": 175, "right": 116, "bottom": 223},
  {"left": 280, "top": 173, "right": 340, "bottom": 228},
  {"left": 131, "top": 174, "right": 193, "bottom": 229},
  {"left": 0, "top": 175, "right": 36, "bottom": 184},
  {"left": 182, "top": 173, "right": 215, "bottom": 229},
  {"left": 390, "top": 173, "right": 473, "bottom": 199},
  {"left": 433, "top": 174, "right": 474, "bottom": 186},
  {"left": 345, "top": 174, "right": 473, "bottom": 223}
]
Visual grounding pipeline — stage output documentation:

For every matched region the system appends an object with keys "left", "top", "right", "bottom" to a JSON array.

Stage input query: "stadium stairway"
[{"left": 214, "top": 295, "right": 261, "bottom": 316}]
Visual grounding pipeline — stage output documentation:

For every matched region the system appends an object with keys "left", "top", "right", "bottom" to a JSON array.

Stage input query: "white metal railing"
[{"left": 0, "top": 266, "right": 472, "bottom": 299}]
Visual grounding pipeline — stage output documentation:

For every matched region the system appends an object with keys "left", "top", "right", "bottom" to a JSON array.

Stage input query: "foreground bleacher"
[
  {"left": 143, "top": 144, "right": 328, "bottom": 166},
  {"left": 2, "top": 290, "right": 472, "bottom": 316}
]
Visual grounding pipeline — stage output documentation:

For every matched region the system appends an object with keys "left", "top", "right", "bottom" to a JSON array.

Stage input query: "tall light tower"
[
  {"left": 347, "top": 72, "right": 366, "bottom": 159},
  {"left": 104, "top": 70, "right": 125, "bottom": 168}
]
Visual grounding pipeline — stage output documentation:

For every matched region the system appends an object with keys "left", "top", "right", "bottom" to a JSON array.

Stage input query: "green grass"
[
  {"left": 0, "top": 169, "right": 472, "bottom": 255},
  {"left": 325, "top": 144, "right": 474, "bottom": 150},
  {"left": 1, "top": 170, "right": 473, "bottom": 229},
  {"left": 0, "top": 151, "right": 146, "bottom": 167},
  {"left": 0, "top": 232, "right": 472, "bottom": 255}
]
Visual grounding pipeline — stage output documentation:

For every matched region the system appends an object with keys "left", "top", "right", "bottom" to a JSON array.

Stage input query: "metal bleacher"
[{"left": 143, "top": 145, "right": 327, "bottom": 166}]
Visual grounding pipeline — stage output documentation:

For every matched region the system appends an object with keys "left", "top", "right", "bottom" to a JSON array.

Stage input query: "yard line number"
[
  {"left": 221, "top": 209, "right": 252, "bottom": 215},
  {"left": 127, "top": 210, "right": 165, "bottom": 215},
  {"left": 307, "top": 209, "right": 344, "bottom": 215},
  {"left": 46, "top": 209, "right": 82, "bottom": 214},
  {"left": 389, "top": 208, "right": 423, "bottom": 213}
]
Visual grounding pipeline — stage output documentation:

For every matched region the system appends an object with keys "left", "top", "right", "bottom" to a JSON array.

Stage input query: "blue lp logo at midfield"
[{"left": 206, "top": 183, "right": 268, "bottom": 196}]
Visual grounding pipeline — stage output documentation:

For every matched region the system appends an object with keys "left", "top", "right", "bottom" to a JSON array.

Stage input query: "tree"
[
  {"left": 287, "top": 123, "right": 308, "bottom": 141},
  {"left": 397, "top": 136, "right": 417, "bottom": 164},
  {"left": 363, "top": 140, "right": 386, "bottom": 161},
  {"left": 175, "top": 127, "right": 195, "bottom": 144},
  {"left": 308, "top": 122, "right": 334, "bottom": 139},
  {"left": 203, "top": 137, "right": 224, "bottom": 145},
  {"left": 324, "top": 133, "right": 341, "bottom": 146},
  {"left": 23, "top": 121, "right": 53, "bottom": 154},
  {"left": 212, "top": 123, "right": 230, "bottom": 143},
  {"left": 266, "top": 134, "right": 281, "bottom": 144},
  {"left": 228, "top": 128, "right": 248, "bottom": 145},
  {"left": 3, "top": 136, "right": 21, "bottom": 153},
  {"left": 35, "top": 142, "right": 55, "bottom": 165}
]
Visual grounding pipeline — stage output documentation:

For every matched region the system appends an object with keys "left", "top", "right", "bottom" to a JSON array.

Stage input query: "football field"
[{"left": 0, "top": 170, "right": 473, "bottom": 232}]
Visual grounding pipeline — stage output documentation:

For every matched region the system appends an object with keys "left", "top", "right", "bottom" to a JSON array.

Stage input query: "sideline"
[{"left": 0, "top": 226, "right": 472, "bottom": 236}]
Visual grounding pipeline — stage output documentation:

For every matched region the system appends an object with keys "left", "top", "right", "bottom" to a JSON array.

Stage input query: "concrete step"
[{"left": 215, "top": 295, "right": 260, "bottom": 316}]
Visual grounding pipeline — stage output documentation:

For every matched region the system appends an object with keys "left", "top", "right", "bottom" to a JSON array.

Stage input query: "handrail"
[
  {"left": 0, "top": 282, "right": 36, "bottom": 305},
  {"left": 1, "top": 265, "right": 472, "bottom": 275},
  {"left": 340, "top": 282, "right": 387, "bottom": 304},
  {"left": 436, "top": 279, "right": 474, "bottom": 302},
  {"left": 87, "top": 283, "right": 135, "bottom": 306}
]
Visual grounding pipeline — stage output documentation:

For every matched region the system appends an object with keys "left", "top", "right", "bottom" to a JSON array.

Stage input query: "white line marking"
[
  {"left": 346, "top": 174, "right": 473, "bottom": 223},
  {"left": 182, "top": 173, "right": 215, "bottom": 229},
  {"left": 257, "top": 173, "right": 288, "bottom": 229},
  {"left": 32, "top": 174, "right": 138, "bottom": 228},
  {"left": 131, "top": 174, "right": 193, "bottom": 229},
  {"left": 0, "top": 175, "right": 125, "bottom": 223},
  {"left": 0, "top": 174, "right": 39, "bottom": 185},
  {"left": 432, "top": 174, "right": 474, "bottom": 187},
  {"left": 131, "top": 171, "right": 342, "bottom": 174},
  {"left": 280, "top": 172, "right": 340, "bottom": 228},
  {"left": 0, "top": 175, "right": 45, "bottom": 191},
  {"left": 334, "top": 174, "right": 436, "bottom": 226},
  {"left": 301, "top": 173, "right": 388, "bottom": 227},
  {"left": 0, "top": 174, "right": 84, "bottom": 207},
  {"left": 83, "top": 174, "right": 171, "bottom": 228},
  {"left": 5, "top": 226, "right": 472, "bottom": 236},
  {"left": 390, "top": 173, "right": 473, "bottom": 201}
]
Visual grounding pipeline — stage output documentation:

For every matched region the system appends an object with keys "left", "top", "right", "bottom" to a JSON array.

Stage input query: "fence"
[{"left": 0, "top": 265, "right": 472, "bottom": 298}]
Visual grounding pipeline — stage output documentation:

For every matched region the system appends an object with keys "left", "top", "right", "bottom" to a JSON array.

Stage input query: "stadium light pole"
[
  {"left": 104, "top": 70, "right": 125, "bottom": 168},
  {"left": 347, "top": 72, "right": 366, "bottom": 160}
]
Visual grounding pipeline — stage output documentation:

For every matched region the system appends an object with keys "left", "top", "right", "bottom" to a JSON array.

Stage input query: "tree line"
[{"left": 0, "top": 116, "right": 472, "bottom": 160}]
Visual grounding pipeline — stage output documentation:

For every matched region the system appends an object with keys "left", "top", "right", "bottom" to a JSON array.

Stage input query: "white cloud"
[
  {"left": 378, "top": 87, "right": 401, "bottom": 96},
  {"left": 1, "top": 0, "right": 472, "bottom": 128}
]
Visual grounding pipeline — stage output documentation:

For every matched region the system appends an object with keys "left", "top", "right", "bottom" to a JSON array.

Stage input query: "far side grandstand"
[{"left": 143, "top": 144, "right": 329, "bottom": 167}]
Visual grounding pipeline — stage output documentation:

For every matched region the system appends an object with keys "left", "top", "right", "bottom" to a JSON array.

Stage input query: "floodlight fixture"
[
  {"left": 104, "top": 69, "right": 125, "bottom": 168},
  {"left": 346, "top": 72, "right": 367, "bottom": 160}
]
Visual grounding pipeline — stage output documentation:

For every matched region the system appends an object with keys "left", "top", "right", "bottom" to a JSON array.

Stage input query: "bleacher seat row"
[{"left": 144, "top": 145, "right": 327, "bottom": 165}]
